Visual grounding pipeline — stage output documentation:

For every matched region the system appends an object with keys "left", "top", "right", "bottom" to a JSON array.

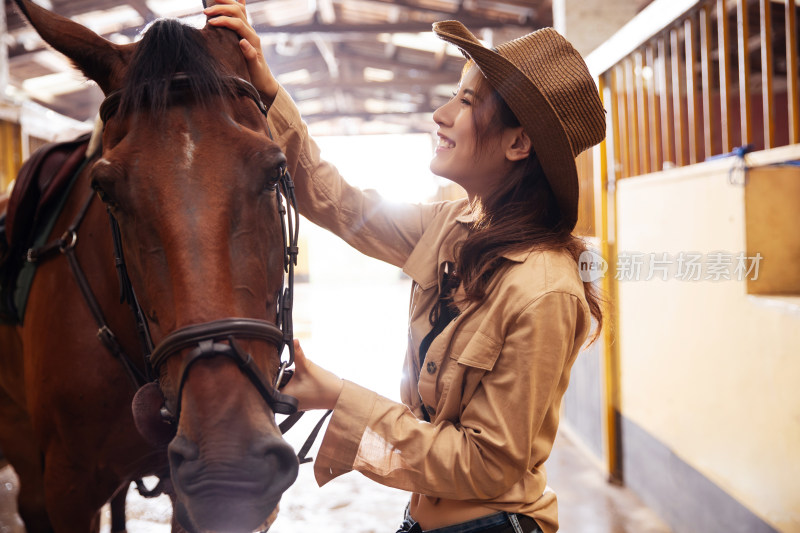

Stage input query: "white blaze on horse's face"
[{"left": 180, "top": 131, "right": 196, "bottom": 171}]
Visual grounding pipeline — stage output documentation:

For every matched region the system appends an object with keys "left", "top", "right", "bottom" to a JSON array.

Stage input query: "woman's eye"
[{"left": 451, "top": 91, "right": 471, "bottom": 106}]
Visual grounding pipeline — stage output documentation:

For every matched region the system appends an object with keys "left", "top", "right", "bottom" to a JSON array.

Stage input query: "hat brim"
[{"left": 433, "top": 20, "right": 579, "bottom": 230}]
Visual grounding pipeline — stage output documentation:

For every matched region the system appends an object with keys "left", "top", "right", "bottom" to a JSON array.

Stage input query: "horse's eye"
[
  {"left": 91, "top": 180, "right": 117, "bottom": 209},
  {"left": 91, "top": 180, "right": 107, "bottom": 200},
  {"left": 266, "top": 163, "right": 286, "bottom": 189}
]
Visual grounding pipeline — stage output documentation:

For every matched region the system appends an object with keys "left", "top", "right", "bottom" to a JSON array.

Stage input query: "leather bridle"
[
  {"left": 23, "top": 67, "right": 326, "bottom": 509},
  {"left": 98, "top": 74, "right": 302, "bottom": 423}
]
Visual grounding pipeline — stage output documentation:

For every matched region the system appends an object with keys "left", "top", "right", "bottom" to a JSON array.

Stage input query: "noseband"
[{"left": 99, "top": 74, "right": 300, "bottom": 422}]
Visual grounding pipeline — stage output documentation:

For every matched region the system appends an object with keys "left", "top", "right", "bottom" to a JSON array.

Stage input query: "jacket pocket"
[{"left": 450, "top": 331, "right": 502, "bottom": 371}]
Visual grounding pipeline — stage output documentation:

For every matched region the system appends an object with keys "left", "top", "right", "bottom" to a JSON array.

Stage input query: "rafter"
[
  {"left": 282, "top": 72, "right": 456, "bottom": 90},
  {"left": 126, "top": 0, "right": 157, "bottom": 24},
  {"left": 253, "top": 18, "right": 526, "bottom": 34}
]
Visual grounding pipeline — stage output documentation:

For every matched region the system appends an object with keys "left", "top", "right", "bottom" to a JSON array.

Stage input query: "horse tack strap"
[
  {"left": 295, "top": 409, "right": 332, "bottom": 464},
  {"left": 152, "top": 318, "right": 300, "bottom": 423},
  {"left": 27, "top": 188, "right": 148, "bottom": 390},
  {"left": 172, "top": 337, "right": 299, "bottom": 425},
  {"left": 99, "top": 75, "right": 267, "bottom": 124},
  {"left": 149, "top": 318, "right": 284, "bottom": 371},
  {"left": 276, "top": 409, "right": 332, "bottom": 465}
]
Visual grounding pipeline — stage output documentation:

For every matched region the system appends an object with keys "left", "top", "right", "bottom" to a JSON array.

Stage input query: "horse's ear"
[{"left": 12, "top": 0, "right": 134, "bottom": 94}]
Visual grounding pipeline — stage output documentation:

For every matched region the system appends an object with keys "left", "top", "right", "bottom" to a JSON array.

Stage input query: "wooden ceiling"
[{"left": 4, "top": 0, "right": 554, "bottom": 135}]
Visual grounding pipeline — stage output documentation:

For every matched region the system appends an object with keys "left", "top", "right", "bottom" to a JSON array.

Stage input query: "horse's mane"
[{"left": 119, "top": 19, "right": 236, "bottom": 116}]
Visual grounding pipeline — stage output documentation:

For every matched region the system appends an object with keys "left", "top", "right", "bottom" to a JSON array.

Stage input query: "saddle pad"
[
  {"left": 0, "top": 133, "right": 92, "bottom": 323},
  {"left": 5, "top": 133, "right": 91, "bottom": 250}
]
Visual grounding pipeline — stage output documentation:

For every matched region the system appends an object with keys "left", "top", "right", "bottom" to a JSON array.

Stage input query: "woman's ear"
[{"left": 504, "top": 127, "right": 532, "bottom": 162}]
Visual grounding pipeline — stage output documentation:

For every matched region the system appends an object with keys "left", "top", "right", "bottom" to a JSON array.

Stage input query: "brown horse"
[{"left": 0, "top": 1, "right": 301, "bottom": 531}]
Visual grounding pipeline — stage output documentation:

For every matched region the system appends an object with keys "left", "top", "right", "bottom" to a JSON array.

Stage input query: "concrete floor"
[
  {"left": 547, "top": 430, "right": 672, "bottom": 533},
  {"left": 0, "top": 428, "right": 672, "bottom": 533}
]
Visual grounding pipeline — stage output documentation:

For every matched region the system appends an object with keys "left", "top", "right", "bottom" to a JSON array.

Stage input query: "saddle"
[{"left": 0, "top": 133, "right": 92, "bottom": 323}]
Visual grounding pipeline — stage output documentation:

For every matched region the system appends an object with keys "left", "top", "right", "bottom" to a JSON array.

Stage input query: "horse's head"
[{"left": 14, "top": 1, "right": 299, "bottom": 530}]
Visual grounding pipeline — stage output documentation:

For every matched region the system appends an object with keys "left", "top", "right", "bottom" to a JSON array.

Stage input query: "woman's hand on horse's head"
[
  {"left": 282, "top": 340, "right": 344, "bottom": 412},
  {"left": 204, "top": 0, "right": 280, "bottom": 101}
]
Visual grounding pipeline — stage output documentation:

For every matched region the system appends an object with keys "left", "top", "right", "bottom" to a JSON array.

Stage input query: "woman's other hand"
[
  {"left": 282, "top": 340, "right": 344, "bottom": 411},
  {"left": 204, "top": 0, "right": 280, "bottom": 101}
]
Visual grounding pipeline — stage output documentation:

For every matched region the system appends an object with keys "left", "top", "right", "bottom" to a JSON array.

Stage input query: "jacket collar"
[
  {"left": 403, "top": 202, "right": 470, "bottom": 289},
  {"left": 454, "top": 206, "right": 534, "bottom": 264},
  {"left": 402, "top": 201, "right": 534, "bottom": 289}
]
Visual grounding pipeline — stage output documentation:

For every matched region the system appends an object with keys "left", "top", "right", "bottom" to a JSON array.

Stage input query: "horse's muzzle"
[{"left": 168, "top": 432, "right": 299, "bottom": 532}]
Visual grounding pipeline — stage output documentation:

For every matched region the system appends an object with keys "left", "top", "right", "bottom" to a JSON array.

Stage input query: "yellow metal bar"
[
  {"left": 759, "top": 0, "right": 774, "bottom": 149},
  {"left": 614, "top": 65, "right": 629, "bottom": 179},
  {"left": 659, "top": 36, "right": 675, "bottom": 165},
  {"left": 625, "top": 58, "right": 640, "bottom": 176},
  {"left": 612, "top": 67, "right": 625, "bottom": 180},
  {"left": 0, "top": 122, "right": 9, "bottom": 191},
  {"left": 685, "top": 15, "right": 700, "bottom": 164},
  {"left": 671, "top": 27, "right": 686, "bottom": 167},
  {"left": 700, "top": 4, "right": 715, "bottom": 158},
  {"left": 635, "top": 51, "right": 651, "bottom": 174},
  {"left": 787, "top": 0, "right": 800, "bottom": 144},
  {"left": 646, "top": 45, "right": 662, "bottom": 171},
  {"left": 598, "top": 73, "right": 621, "bottom": 483},
  {"left": 737, "top": 0, "right": 752, "bottom": 145},
  {"left": 718, "top": 0, "right": 734, "bottom": 152},
  {"left": 0, "top": 120, "right": 22, "bottom": 192},
  {"left": 596, "top": 75, "right": 610, "bottom": 238}
]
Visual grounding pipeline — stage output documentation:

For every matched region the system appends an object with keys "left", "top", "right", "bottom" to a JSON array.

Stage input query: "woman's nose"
[{"left": 432, "top": 100, "right": 451, "bottom": 126}]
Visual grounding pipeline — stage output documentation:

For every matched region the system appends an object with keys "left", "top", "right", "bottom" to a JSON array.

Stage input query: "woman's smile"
[
  {"left": 436, "top": 133, "right": 456, "bottom": 154},
  {"left": 435, "top": 134, "right": 456, "bottom": 153}
]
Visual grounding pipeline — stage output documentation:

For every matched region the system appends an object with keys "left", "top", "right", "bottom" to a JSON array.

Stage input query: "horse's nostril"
[
  {"left": 168, "top": 435, "right": 199, "bottom": 469},
  {"left": 255, "top": 435, "right": 299, "bottom": 487}
]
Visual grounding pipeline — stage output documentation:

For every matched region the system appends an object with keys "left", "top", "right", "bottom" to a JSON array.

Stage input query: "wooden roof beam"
[
  {"left": 282, "top": 72, "right": 456, "bottom": 89},
  {"left": 358, "top": 0, "right": 468, "bottom": 18},
  {"left": 126, "top": 0, "right": 157, "bottom": 24},
  {"left": 364, "top": 0, "right": 546, "bottom": 25},
  {"left": 253, "top": 18, "right": 530, "bottom": 34}
]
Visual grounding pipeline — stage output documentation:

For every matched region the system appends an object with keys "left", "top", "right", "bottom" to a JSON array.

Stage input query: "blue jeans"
[{"left": 395, "top": 510, "right": 542, "bottom": 533}]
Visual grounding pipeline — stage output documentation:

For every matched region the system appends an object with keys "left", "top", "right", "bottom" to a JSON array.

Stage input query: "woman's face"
[{"left": 430, "top": 66, "right": 512, "bottom": 200}]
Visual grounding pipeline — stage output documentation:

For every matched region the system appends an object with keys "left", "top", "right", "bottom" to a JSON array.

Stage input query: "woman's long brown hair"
[{"left": 454, "top": 62, "right": 605, "bottom": 344}]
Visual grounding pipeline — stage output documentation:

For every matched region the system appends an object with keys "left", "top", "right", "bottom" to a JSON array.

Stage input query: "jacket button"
[{"left": 426, "top": 361, "right": 437, "bottom": 374}]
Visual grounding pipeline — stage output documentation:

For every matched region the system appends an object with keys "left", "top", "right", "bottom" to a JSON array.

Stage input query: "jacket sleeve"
[
  {"left": 312, "top": 291, "right": 585, "bottom": 499},
  {"left": 267, "top": 87, "right": 443, "bottom": 268}
]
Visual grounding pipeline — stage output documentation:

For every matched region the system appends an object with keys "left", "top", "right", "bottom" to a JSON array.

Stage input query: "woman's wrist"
[
  {"left": 257, "top": 78, "right": 280, "bottom": 107},
  {"left": 319, "top": 373, "right": 344, "bottom": 410}
]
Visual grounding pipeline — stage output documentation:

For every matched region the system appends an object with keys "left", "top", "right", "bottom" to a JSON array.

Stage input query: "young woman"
[{"left": 206, "top": 3, "right": 606, "bottom": 532}]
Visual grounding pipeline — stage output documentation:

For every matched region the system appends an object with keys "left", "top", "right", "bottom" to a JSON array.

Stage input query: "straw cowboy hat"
[{"left": 433, "top": 21, "right": 606, "bottom": 231}]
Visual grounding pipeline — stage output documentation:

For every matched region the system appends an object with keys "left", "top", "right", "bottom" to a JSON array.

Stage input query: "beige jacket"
[{"left": 267, "top": 87, "right": 591, "bottom": 533}]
